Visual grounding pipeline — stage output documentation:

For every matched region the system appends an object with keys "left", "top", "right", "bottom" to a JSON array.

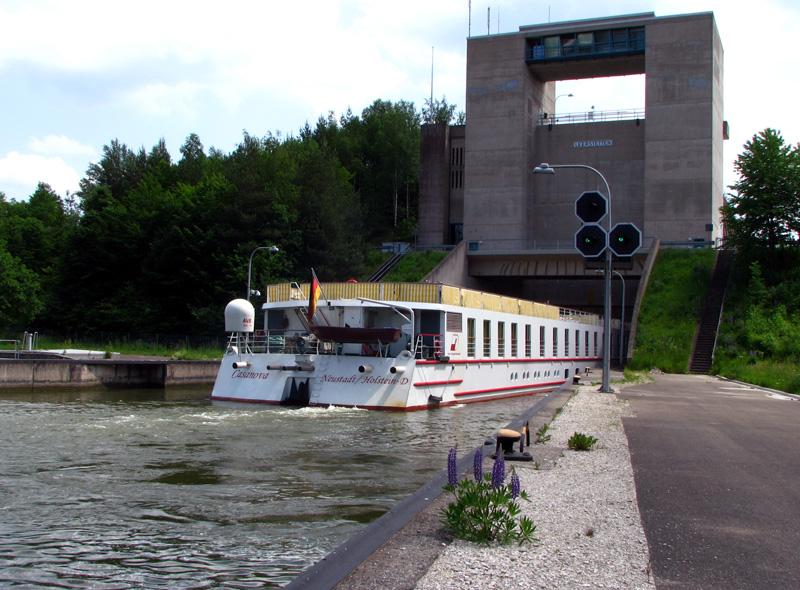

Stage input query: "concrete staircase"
[{"left": 689, "top": 249, "right": 734, "bottom": 374}]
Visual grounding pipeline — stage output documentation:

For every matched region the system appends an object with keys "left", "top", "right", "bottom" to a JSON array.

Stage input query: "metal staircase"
[
  {"left": 366, "top": 243, "right": 410, "bottom": 282},
  {"left": 689, "top": 249, "right": 734, "bottom": 374}
]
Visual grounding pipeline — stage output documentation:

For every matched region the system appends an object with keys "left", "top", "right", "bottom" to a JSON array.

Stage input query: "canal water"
[{"left": 0, "top": 388, "right": 545, "bottom": 588}]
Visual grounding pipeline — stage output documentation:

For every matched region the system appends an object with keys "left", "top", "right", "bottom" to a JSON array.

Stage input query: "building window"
[{"left": 525, "top": 25, "right": 645, "bottom": 63}]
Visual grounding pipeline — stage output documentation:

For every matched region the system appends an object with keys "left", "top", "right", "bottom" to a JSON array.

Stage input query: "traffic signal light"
[
  {"left": 575, "top": 224, "right": 607, "bottom": 258},
  {"left": 608, "top": 223, "right": 642, "bottom": 257},
  {"left": 575, "top": 191, "right": 608, "bottom": 224}
]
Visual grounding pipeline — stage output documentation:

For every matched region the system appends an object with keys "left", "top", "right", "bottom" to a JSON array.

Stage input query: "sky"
[{"left": 1, "top": 0, "right": 799, "bottom": 202}]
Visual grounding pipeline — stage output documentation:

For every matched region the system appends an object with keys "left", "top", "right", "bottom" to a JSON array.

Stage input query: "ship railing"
[
  {"left": 559, "top": 308, "right": 602, "bottom": 326},
  {"left": 251, "top": 330, "right": 322, "bottom": 355},
  {"left": 414, "top": 333, "right": 444, "bottom": 360}
]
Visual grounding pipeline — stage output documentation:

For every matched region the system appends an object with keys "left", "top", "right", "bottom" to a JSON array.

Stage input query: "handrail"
[
  {"left": 540, "top": 108, "right": 645, "bottom": 125},
  {"left": 1, "top": 340, "right": 21, "bottom": 360}
]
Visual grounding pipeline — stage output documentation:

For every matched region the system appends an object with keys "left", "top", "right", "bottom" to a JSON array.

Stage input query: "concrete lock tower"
[{"left": 419, "top": 11, "right": 725, "bottom": 319}]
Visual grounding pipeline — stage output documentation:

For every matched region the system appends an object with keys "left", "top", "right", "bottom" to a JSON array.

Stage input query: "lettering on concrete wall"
[{"left": 574, "top": 140, "right": 613, "bottom": 148}]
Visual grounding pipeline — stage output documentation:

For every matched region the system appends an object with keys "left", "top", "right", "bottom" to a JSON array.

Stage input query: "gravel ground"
[{"left": 413, "top": 386, "right": 655, "bottom": 590}]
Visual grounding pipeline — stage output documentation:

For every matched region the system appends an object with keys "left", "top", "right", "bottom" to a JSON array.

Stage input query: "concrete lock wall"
[{"left": 0, "top": 360, "right": 219, "bottom": 390}]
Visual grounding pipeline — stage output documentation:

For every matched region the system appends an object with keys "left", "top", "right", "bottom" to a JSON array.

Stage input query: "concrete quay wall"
[{"left": 0, "top": 359, "right": 219, "bottom": 390}]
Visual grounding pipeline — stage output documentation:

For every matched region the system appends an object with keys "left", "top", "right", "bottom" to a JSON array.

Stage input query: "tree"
[
  {"left": 0, "top": 245, "right": 42, "bottom": 330},
  {"left": 357, "top": 99, "right": 420, "bottom": 239},
  {"left": 721, "top": 129, "right": 800, "bottom": 271},
  {"left": 421, "top": 96, "right": 461, "bottom": 125}
]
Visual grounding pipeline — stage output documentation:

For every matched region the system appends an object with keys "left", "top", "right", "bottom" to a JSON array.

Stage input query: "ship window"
[
  {"left": 498, "top": 322, "right": 505, "bottom": 358},
  {"left": 585, "top": 330, "right": 590, "bottom": 356},
  {"left": 540, "top": 326, "right": 546, "bottom": 357},
  {"left": 446, "top": 312, "right": 463, "bottom": 332},
  {"left": 467, "top": 318, "right": 476, "bottom": 358},
  {"left": 553, "top": 327, "right": 558, "bottom": 357},
  {"left": 594, "top": 332, "right": 599, "bottom": 356},
  {"left": 525, "top": 325, "right": 532, "bottom": 357},
  {"left": 483, "top": 320, "right": 492, "bottom": 357},
  {"left": 575, "top": 329, "right": 580, "bottom": 357},
  {"left": 511, "top": 324, "right": 518, "bottom": 357},
  {"left": 564, "top": 329, "right": 570, "bottom": 357}
]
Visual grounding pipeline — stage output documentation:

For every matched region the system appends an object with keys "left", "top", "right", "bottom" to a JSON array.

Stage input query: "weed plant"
[
  {"left": 441, "top": 447, "right": 537, "bottom": 545},
  {"left": 567, "top": 432, "right": 598, "bottom": 451},
  {"left": 535, "top": 423, "right": 551, "bottom": 443}
]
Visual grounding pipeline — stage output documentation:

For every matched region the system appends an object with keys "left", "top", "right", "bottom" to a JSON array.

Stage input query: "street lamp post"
[
  {"left": 554, "top": 93, "right": 574, "bottom": 111},
  {"left": 533, "top": 162, "right": 614, "bottom": 393},
  {"left": 247, "top": 245, "right": 279, "bottom": 301}
]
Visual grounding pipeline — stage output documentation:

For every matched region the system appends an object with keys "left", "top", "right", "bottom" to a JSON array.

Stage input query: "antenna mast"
[{"left": 430, "top": 46, "right": 434, "bottom": 110}]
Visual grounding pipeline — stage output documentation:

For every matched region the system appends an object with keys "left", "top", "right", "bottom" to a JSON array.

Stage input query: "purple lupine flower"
[
  {"left": 473, "top": 448, "right": 483, "bottom": 482},
  {"left": 510, "top": 470, "right": 521, "bottom": 499},
  {"left": 491, "top": 453, "right": 505, "bottom": 489},
  {"left": 447, "top": 447, "right": 458, "bottom": 487}
]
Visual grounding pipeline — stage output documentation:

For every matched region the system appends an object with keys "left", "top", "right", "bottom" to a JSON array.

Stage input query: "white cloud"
[
  {"left": 0, "top": 152, "right": 81, "bottom": 199},
  {"left": 124, "top": 82, "right": 206, "bottom": 118},
  {"left": 29, "top": 135, "right": 95, "bottom": 157}
]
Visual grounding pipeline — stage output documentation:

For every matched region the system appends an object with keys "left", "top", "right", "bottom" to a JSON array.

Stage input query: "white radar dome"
[{"left": 224, "top": 299, "right": 255, "bottom": 333}]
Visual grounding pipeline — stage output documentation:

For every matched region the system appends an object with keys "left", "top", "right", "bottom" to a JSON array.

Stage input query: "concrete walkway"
[{"left": 621, "top": 373, "right": 800, "bottom": 589}]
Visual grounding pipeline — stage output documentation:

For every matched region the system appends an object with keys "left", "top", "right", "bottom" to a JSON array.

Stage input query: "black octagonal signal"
[
  {"left": 575, "top": 224, "right": 607, "bottom": 258},
  {"left": 608, "top": 223, "right": 642, "bottom": 257},
  {"left": 575, "top": 191, "right": 607, "bottom": 224}
]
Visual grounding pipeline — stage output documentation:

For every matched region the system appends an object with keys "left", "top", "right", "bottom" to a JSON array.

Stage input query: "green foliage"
[
  {"left": 567, "top": 432, "right": 598, "bottom": 451},
  {"left": 35, "top": 335, "right": 223, "bottom": 360},
  {"left": 721, "top": 129, "right": 800, "bottom": 271},
  {"left": 629, "top": 249, "right": 716, "bottom": 373},
  {"left": 0, "top": 246, "right": 42, "bottom": 329},
  {"left": 441, "top": 449, "right": 536, "bottom": 546},
  {"left": 714, "top": 252, "right": 800, "bottom": 393},
  {"left": 382, "top": 250, "right": 447, "bottom": 282},
  {"left": 421, "top": 96, "right": 463, "bottom": 125},
  {"left": 716, "top": 358, "right": 800, "bottom": 394},
  {"left": 441, "top": 477, "right": 536, "bottom": 545},
  {"left": 0, "top": 96, "right": 466, "bottom": 338}
]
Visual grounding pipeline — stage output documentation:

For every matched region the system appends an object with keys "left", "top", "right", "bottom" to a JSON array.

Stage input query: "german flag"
[{"left": 308, "top": 270, "right": 321, "bottom": 324}]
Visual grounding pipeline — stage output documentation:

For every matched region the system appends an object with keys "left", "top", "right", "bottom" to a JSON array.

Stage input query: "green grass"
[
  {"left": 33, "top": 336, "right": 224, "bottom": 360},
  {"left": 628, "top": 249, "right": 716, "bottom": 373},
  {"left": 716, "top": 358, "right": 800, "bottom": 394},
  {"left": 382, "top": 250, "right": 448, "bottom": 282}
]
